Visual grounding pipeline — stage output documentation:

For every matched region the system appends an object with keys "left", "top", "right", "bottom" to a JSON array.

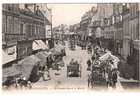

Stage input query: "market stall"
[
  {"left": 35, "top": 51, "right": 52, "bottom": 67},
  {"left": 2, "top": 64, "right": 21, "bottom": 85},
  {"left": 17, "top": 55, "right": 41, "bottom": 82},
  {"left": 89, "top": 46, "right": 120, "bottom": 87},
  {"left": 99, "top": 52, "right": 120, "bottom": 69},
  {"left": 50, "top": 44, "right": 65, "bottom": 59}
]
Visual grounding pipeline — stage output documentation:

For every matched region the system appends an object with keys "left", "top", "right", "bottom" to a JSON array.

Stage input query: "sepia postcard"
[{"left": 1, "top": 2, "right": 140, "bottom": 92}]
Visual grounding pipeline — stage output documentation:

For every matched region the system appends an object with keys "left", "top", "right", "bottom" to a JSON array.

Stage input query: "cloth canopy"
[
  {"left": 99, "top": 52, "right": 120, "bottom": 69},
  {"left": 35, "top": 51, "right": 52, "bottom": 66},
  {"left": 69, "top": 32, "right": 76, "bottom": 35},
  {"left": 18, "top": 55, "right": 41, "bottom": 79},
  {"left": 2, "top": 64, "right": 21, "bottom": 82},
  {"left": 33, "top": 40, "right": 48, "bottom": 51},
  {"left": 35, "top": 52, "right": 47, "bottom": 66},
  {"left": 99, "top": 52, "right": 112, "bottom": 61},
  {"left": 50, "top": 44, "right": 65, "bottom": 55}
]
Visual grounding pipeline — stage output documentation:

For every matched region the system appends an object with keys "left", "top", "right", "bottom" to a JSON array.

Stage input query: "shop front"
[
  {"left": 2, "top": 45, "right": 17, "bottom": 67},
  {"left": 17, "top": 40, "right": 32, "bottom": 60}
]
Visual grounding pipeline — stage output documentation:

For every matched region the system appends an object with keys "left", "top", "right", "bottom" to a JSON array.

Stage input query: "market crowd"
[{"left": 86, "top": 39, "right": 120, "bottom": 89}]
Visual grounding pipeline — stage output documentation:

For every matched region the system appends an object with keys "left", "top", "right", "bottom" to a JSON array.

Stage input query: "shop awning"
[
  {"left": 32, "top": 40, "right": 48, "bottom": 51},
  {"left": 18, "top": 55, "right": 41, "bottom": 79},
  {"left": 32, "top": 41, "right": 42, "bottom": 51}
]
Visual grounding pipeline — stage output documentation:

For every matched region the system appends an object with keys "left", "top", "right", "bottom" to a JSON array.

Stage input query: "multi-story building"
[
  {"left": 122, "top": 4, "right": 131, "bottom": 60},
  {"left": 128, "top": 3, "right": 139, "bottom": 80},
  {"left": 101, "top": 4, "right": 114, "bottom": 50},
  {"left": 2, "top": 4, "right": 25, "bottom": 66},
  {"left": 113, "top": 3, "right": 123, "bottom": 55},
  {"left": 19, "top": 4, "right": 47, "bottom": 58},
  {"left": 80, "top": 7, "right": 96, "bottom": 41},
  {"left": 2, "top": 4, "right": 49, "bottom": 67},
  {"left": 89, "top": 3, "right": 114, "bottom": 49},
  {"left": 37, "top": 4, "right": 52, "bottom": 40},
  {"left": 121, "top": 3, "right": 140, "bottom": 80}
]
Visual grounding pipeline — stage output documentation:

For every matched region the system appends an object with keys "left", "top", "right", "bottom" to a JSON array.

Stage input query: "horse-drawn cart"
[
  {"left": 89, "top": 50, "right": 120, "bottom": 88},
  {"left": 91, "top": 66, "right": 106, "bottom": 85},
  {"left": 67, "top": 61, "right": 81, "bottom": 77}
]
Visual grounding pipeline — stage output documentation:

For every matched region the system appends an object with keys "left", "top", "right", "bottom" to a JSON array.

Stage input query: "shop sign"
[{"left": 7, "top": 46, "right": 16, "bottom": 55}]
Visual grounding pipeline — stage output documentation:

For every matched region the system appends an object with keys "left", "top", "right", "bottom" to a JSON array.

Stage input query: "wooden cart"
[{"left": 67, "top": 63, "right": 81, "bottom": 77}]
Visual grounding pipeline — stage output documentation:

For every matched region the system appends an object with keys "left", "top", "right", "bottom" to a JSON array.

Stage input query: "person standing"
[
  {"left": 112, "top": 69, "right": 118, "bottom": 88},
  {"left": 87, "top": 59, "right": 91, "bottom": 71}
]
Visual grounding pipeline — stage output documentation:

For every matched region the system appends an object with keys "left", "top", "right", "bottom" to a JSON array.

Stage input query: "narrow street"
[
  {"left": 2, "top": 3, "right": 140, "bottom": 92},
  {"left": 32, "top": 41, "right": 90, "bottom": 90},
  {"left": 32, "top": 41, "right": 124, "bottom": 91}
]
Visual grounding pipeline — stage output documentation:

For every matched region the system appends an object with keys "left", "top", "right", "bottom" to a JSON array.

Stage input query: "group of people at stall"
[
  {"left": 2, "top": 42, "right": 66, "bottom": 90},
  {"left": 87, "top": 44, "right": 120, "bottom": 89}
]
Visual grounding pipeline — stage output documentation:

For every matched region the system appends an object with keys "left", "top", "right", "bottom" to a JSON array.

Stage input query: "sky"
[{"left": 47, "top": 4, "right": 97, "bottom": 27}]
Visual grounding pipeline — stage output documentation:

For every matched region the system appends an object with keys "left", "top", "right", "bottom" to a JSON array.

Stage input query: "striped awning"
[{"left": 33, "top": 40, "right": 48, "bottom": 51}]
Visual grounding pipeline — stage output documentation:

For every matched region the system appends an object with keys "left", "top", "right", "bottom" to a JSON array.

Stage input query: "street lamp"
[
  {"left": 47, "top": 6, "right": 54, "bottom": 48},
  {"left": 50, "top": 8, "right": 54, "bottom": 47}
]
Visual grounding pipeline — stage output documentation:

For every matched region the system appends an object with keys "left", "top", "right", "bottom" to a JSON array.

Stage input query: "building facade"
[
  {"left": 80, "top": 7, "right": 96, "bottom": 41},
  {"left": 2, "top": 4, "right": 49, "bottom": 67},
  {"left": 122, "top": 4, "right": 131, "bottom": 60},
  {"left": 127, "top": 3, "right": 139, "bottom": 80},
  {"left": 2, "top": 4, "right": 24, "bottom": 66},
  {"left": 113, "top": 3, "right": 123, "bottom": 55},
  {"left": 92, "top": 4, "right": 114, "bottom": 50}
]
